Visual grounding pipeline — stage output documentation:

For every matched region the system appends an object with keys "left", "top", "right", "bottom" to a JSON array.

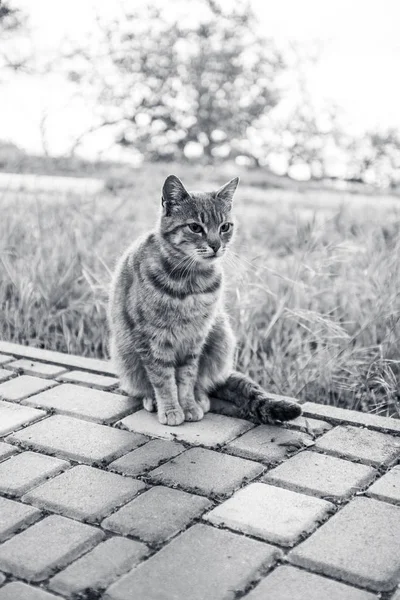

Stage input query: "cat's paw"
[
  {"left": 267, "top": 399, "right": 302, "bottom": 422},
  {"left": 143, "top": 397, "right": 156, "bottom": 412},
  {"left": 196, "top": 393, "right": 211, "bottom": 414},
  {"left": 184, "top": 404, "right": 204, "bottom": 422},
  {"left": 158, "top": 407, "right": 185, "bottom": 426}
]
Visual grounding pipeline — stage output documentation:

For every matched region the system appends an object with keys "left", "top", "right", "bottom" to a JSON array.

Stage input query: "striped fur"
[{"left": 108, "top": 175, "right": 301, "bottom": 426}]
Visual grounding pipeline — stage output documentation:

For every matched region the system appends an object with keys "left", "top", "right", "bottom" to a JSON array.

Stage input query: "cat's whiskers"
[
  {"left": 181, "top": 254, "right": 197, "bottom": 281},
  {"left": 168, "top": 253, "right": 194, "bottom": 277}
]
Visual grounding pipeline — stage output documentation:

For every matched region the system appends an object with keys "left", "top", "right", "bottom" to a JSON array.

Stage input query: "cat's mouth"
[{"left": 197, "top": 250, "right": 224, "bottom": 261}]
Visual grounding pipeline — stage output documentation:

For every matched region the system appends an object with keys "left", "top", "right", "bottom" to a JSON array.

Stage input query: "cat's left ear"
[
  {"left": 215, "top": 177, "right": 240, "bottom": 205},
  {"left": 162, "top": 175, "right": 189, "bottom": 216}
]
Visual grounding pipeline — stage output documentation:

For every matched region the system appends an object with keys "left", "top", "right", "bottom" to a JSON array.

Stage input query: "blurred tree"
[
  {"left": 346, "top": 129, "right": 400, "bottom": 188},
  {"left": 265, "top": 102, "right": 343, "bottom": 180},
  {"left": 0, "top": 0, "right": 28, "bottom": 72},
  {"left": 64, "top": 0, "right": 284, "bottom": 161},
  {"left": 0, "top": 1, "right": 22, "bottom": 32}
]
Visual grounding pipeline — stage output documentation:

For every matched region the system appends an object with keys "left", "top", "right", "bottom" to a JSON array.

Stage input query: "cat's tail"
[{"left": 210, "top": 371, "right": 301, "bottom": 424}]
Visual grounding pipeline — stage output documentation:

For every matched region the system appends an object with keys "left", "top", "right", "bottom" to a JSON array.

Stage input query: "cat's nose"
[{"left": 209, "top": 241, "right": 221, "bottom": 254}]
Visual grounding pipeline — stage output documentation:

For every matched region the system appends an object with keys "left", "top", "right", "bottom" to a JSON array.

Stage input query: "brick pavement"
[{"left": 0, "top": 342, "right": 399, "bottom": 599}]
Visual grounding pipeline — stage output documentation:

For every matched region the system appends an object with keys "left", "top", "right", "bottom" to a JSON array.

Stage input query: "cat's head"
[{"left": 159, "top": 174, "right": 239, "bottom": 264}]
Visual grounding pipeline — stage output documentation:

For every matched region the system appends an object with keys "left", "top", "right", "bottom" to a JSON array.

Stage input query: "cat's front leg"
[
  {"left": 177, "top": 357, "right": 204, "bottom": 422},
  {"left": 142, "top": 362, "right": 184, "bottom": 426}
]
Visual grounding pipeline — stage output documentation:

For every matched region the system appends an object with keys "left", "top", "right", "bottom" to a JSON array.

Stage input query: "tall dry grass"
[{"left": 1, "top": 174, "right": 399, "bottom": 416}]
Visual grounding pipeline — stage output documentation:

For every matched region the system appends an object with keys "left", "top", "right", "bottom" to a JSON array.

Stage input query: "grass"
[{"left": 1, "top": 162, "right": 400, "bottom": 417}]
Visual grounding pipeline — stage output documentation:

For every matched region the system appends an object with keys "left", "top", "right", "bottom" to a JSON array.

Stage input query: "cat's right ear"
[{"left": 162, "top": 175, "right": 189, "bottom": 216}]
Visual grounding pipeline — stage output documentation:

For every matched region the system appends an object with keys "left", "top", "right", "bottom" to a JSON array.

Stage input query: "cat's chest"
[{"left": 174, "top": 291, "right": 216, "bottom": 314}]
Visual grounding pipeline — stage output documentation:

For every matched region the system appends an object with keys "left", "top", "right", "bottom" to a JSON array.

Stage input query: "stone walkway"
[{"left": 0, "top": 341, "right": 399, "bottom": 600}]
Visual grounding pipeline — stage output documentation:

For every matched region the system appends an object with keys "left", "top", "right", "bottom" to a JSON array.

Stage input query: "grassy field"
[{"left": 1, "top": 162, "right": 400, "bottom": 417}]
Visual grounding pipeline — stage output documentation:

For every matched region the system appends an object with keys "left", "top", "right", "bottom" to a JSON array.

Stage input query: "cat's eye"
[
  {"left": 220, "top": 222, "right": 232, "bottom": 233},
  {"left": 188, "top": 223, "right": 203, "bottom": 234}
]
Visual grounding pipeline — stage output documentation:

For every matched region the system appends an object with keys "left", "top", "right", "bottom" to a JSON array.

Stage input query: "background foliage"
[
  {"left": 56, "top": 0, "right": 400, "bottom": 188},
  {"left": 0, "top": 1, "right": 399, "bottom": 417}
]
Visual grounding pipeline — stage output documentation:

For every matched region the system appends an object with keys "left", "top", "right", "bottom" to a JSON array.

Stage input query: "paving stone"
[
  {"left": 205, "top": 482, "right": 333, "bottom": 547},
  {"left": 246, "top": 565, "right": 378, "bottom": 600},
  {"left": 302, "top": 401, "right": 400, "bottom": 434},
  {"left": 0, "top": 441, "right": 18, "bottom": 462},
  {"left": 149, "top": 447, "right": 263, "bottom": 497},
  {"left": 104, "top": 523, "right": 281, "bottom": 600},
  {"left": 119, "top": 409, "right": 253, "bottom": 448},
  {"left": 0, "top": 341, "right": 117, "bottom": 376},
  {"left": 284, "top": 415, "right": 333, "bottom": 436},
  {"left": 0, "top": 355, "right": 13, "bottom": 366},
  {"left": 0, "top": 582, "right": 61, "bottom": 600},
  {"left": 264, "top": 451, "right": 376, "bottom": 500},
  {"left": 367, "top": 465, "right": 400, "bottom": 504},
  {"left": 22, "top": 383, "right": 134, "bottom": 424},
  {"left": 0, "top": 370, "right": 15, "bottom": 384},
  {"left": 109, "top": 439, "right": 186, "bottom": 476},
  {"left": 0, "top": 401, "right": 46, "bottom": 436},
  {"left": 23, "top": 465, "right": 145, "bottom": 522},
  {"left": 225, "top": 424, "right": 314, "bottom": 464},
  {"left": 0, "top": 375, "right": 57, "bottom": 402},
  {"left": 102, "top": 486, "right": 211, "bottom": 544},
  {"left": 7, "top": 359, "right": 68, "bottom": 379},
  {"left": 58, "top": 370, "right": 118, "bottom": 390},
  {"left": 315, "top": 425, "right": 400, "bottom": 466},
  {"left": 7, "top": 415, "right": 145, "bottom": 465},
  {"left": 0, "top": 497, "right": 41, "bottom": 542},
  {"left": 49, "top": 537, "right": 148, "bottom": 597},
  {"left": 0, "top": 451, "right": 69, "bottom": 497},
  {"left": 289, "top": 497, "right": 400, "bottom": 591},
  {"left": 0, "top": 573, "right": 4, "bottom": 585},
  {"left": 0, "top": 514, "right": 104, "bottom": 582}
]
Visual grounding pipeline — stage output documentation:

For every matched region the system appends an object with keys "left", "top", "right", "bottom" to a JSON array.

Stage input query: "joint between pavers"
[
  {"left": 220, "top": 444, "right": 303, "bottom": 468},
  {"left": 2, "top": 580, "right": 68, "bottom": 599},
  {"left": 114, "top": 501, "right": 218, "bottom": 556},
  {"left": 302, "top": 409, "right": 400, "bottom": 438},
  {"left": 3, "top": 437, "right": 66, "bottom": 463},
  {"left": 0, "top": 370, "right": 18, "bottom": 383},
  {"left": 282, "top": 560, "right": 386, "bottom": 597},
  {"left": 94, "top": 485, "right": 152, "bottom": 528},
  {"left": 363, "top": 491, "right": 400, "bottom": 507},
  {"left": 20, "top": 404, "right": 137, "bottom": 428},
  {"left": 287, "top": 549, "right": 396, "bottom": 594},
  {"left": 0, "top": 442, "right": 78, "bottom": 470},
  {"left": 229, "top": 552, "right": 283, "bottom": 600},
  {"left": 309, "top": 441, "right": 400, "bottom": 468},
  {"left": 55, "top": 376, "right": 120, "bottom": 393},
  {"left": 0, "top": 509, "right": 44, "bottom": 544},
  {"left": 1, "top": 411, "right": 53, "bottom": 441},
  {"left": 200, "top": 518, "right": 287, "bottom": 554},
  {"left": 107, "top": 447, "right": 188, "bottom": 478},
  {"left": 0, "top": 342, "right": 116, "bottom": 377},
  {"left": 143, "top": 463, "right": 267, "bottom": 504},
  {"left": 255, "top": 475, "right": 347, "bottom": 506},
  {"left": 0, "top": 464, "right": 75, "bottom": 501},
  {"left": 0, "top": 381, "right": 62, "bottom": 405},
  {"left": 214, "top": 421, "right": 258, "bottom": 447}
]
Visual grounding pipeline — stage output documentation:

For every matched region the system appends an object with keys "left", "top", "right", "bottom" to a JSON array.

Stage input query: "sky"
[{"left": 1, "top": 0, "right": 400, "bottom": 158}]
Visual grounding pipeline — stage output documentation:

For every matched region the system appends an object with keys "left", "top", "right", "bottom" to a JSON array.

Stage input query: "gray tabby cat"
[{"left": 108, "top": 175, "right": 301, "bottom": 426}]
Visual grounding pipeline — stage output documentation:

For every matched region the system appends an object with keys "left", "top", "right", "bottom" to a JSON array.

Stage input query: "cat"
[{"left": 108, "top": 174, "right": 302, "bottom": 426}]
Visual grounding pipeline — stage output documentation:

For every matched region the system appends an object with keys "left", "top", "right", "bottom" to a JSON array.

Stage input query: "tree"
[
  {"left": 346, "top": 129, "right": 400, "bottom": 188},
  {"left": 0, "top": 1, "right": 28, "bottom": 72},
  {"left": 64, "top": 0, "right": 284, "bottom": 161}
]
